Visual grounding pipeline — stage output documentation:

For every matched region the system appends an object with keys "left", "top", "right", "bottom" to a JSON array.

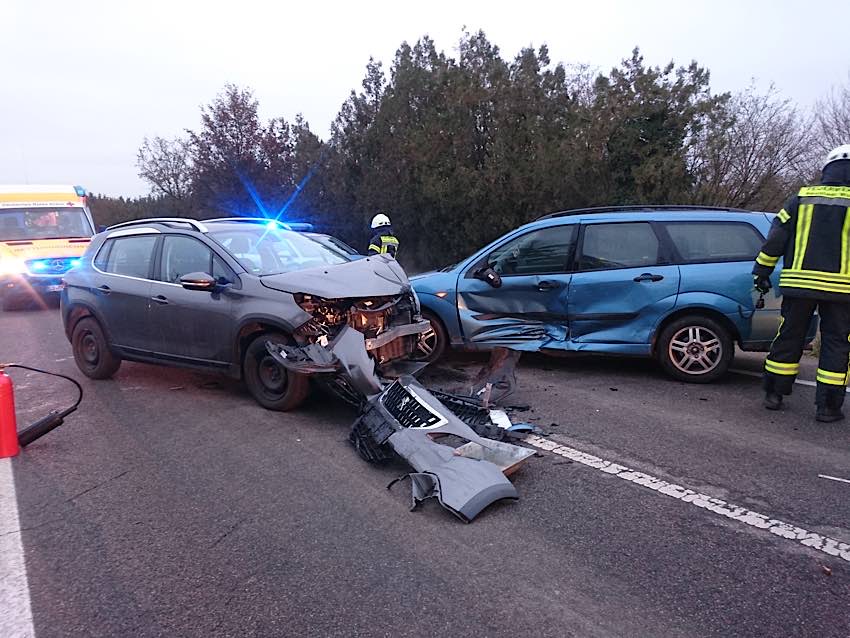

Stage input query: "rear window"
[{"left": 663, "top": 222, "right": 763, "bottom": 264}]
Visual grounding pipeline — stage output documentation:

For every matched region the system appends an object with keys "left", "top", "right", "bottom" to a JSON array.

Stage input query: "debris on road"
[{"left": 268, "top": 335, "right": 536, "bottom": 522}]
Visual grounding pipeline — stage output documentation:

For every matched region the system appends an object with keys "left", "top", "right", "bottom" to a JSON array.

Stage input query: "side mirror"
[
  {"left": 474, "top": 266, "right": 502, "bottom": 288},
  {"left": 97, "top": 225, "right": 107, "bottom": 233},
  {"left": 179, "top": 272, "right": 217, "bottom": 291}
]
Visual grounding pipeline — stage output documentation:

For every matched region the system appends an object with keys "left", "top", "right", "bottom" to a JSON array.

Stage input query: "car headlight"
[{"left": 0, "top": 257, "right": 27, "bottom": 275}]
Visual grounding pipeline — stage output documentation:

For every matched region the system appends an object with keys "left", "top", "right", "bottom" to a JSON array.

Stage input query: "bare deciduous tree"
[
  {"left": 814, "top": 75, "right": 850, "bottom": 151},
  {"left": 137, "top": 135, "right": 193, "bottom": 201},
  {"left": 690, "top": 84, "right": 815, "bottom": 210}
]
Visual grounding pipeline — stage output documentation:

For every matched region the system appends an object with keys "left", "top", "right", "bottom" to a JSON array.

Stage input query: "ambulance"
[{"left": 0, "top": 185, "right": 96, "bottom": 310}]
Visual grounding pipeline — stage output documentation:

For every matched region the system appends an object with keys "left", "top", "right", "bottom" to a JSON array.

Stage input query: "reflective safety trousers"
[
  {"left": 753, "top": 185, "right": 850, "bottom": 301},
  {"left": 763, "top": 297, "right": 850, "bottom": 407}
]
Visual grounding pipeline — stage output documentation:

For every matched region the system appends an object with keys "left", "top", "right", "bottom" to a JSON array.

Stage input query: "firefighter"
[
  {"left": 367, "top": 213, "right": 399, "bottom": 258},
  {"left": 753, "top": 144, "right": 850, "bottom": 422}
]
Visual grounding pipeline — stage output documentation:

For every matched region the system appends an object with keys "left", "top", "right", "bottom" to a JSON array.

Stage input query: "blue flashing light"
[
  {"left": 73, "top": 185, "right": 86, "bottom": 196},
  {"left": 31, "top": 260, "right": 49, "bottom": 271},
  {"left": 70, "top": 258, "right": 82, "bottom": 268}
]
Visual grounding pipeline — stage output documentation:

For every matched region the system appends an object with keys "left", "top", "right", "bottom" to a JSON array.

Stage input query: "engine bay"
[{"left": 293, "top": 292, "right": 424, "bottom": 365}]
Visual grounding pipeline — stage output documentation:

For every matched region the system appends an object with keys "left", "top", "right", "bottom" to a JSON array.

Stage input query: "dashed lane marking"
[
  {"left": 525, "top": 435, "right": 850, "bottom": 563},
  {"left": 0, "top": 459, "right": 35, "bottom": 638}
]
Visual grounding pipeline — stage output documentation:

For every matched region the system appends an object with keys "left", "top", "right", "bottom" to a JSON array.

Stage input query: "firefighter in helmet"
[
  {"left": 753, "top": 144, "right": 850, "bottom": 422},
  {"left": 367, "top": 213, "right": 399, "bottom": 258}
]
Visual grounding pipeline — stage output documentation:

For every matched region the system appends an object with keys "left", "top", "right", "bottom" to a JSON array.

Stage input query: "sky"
[{"left": 1, "top": 0, "right": 848, "bottom": 197}]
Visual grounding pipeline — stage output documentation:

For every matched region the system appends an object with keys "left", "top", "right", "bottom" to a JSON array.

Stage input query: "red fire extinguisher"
[{"left": 0, "top": 371, "right": 18, "bottom": 458}]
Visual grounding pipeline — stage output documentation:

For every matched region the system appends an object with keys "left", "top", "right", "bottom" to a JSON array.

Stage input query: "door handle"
[
  {"left": 633, "top": 273, "right": 664, "bottom": 283},
  {"left": 151, "top": 294, "right": 169, "bottom": 305},
  {"left": 537, "top": 280, "right": 560, "bottom": 291},
  {"left": 96, "top": 285, "right": 111, "bottom": 295}
]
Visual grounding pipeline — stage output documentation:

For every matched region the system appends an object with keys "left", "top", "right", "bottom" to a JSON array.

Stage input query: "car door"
[
  {"left": 567, "top": 221, "right": 680, "bottom": 347},
  {"left": 96, "top": 234, "right": 158, "bottom": 351},
  {"left": 456, "top": 224, "right": 577, "bottom": 350},
  {"left": 148, "top": 234, "right": 236, "bottom": 365},
  {"left": 660, "top": 220, "right": 770, "bottom": 341}
]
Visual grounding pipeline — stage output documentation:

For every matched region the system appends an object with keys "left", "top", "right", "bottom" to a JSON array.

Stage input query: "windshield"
[
  {"left": 209, "top": 227, "right": 348, "bottom": 275},
  {"left": 0, "top": 207, "right": 94, "bottom": 241}
]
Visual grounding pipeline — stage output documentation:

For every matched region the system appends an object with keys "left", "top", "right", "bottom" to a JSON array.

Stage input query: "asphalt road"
[{"left": 2, "top": 306, "right": 849, "bottom": 637}]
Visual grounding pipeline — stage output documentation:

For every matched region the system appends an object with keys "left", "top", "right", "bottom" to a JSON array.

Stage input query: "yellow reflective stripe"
[
  {"left": 843, "top": 207, "right": 850, "bottom": 275},
  {"left": 780, "top": 269, "right": 850, "bottom": 283},
  {"left": 765, "top": 359, "right": 800, "bottom": 375},
  {"left": 380, "top": 236, "right": 399, "bottom": 245},
  {"left": 798, "top": 186, "right": 850, "bottom": 198},
  {"left": 778, "top": 279, "right": 850, "bottom": 294},
  {"left": 816, "top": 369, "right": 848, "bottom": 386},
  {"left": 777, "top": 209, "right": 790, "bottom": 224},
  {"left": 771, "top": 315, "right": 784, "bottom": 347},
  {"left": 756, "top": 251, "right": 779, "bottom": 267},
  {"left": 368, "top": 244, "right": 381, "bottom": 253},
  {"left": 792, "top": 204, "right": 813, "bottom": 270}
]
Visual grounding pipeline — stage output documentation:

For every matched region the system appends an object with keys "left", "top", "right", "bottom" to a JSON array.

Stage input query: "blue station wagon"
[{"left": 410, "top": 206, "right": 817, "bottom": 383}]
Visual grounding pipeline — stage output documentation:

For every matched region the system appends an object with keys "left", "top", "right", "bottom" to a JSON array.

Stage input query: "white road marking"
[
  {"left": 819, "top": 474, "right": 850, "bottom": 485},
  {"left": 730, "top": 367, "right": 850, "bottom": 393},
  {"left": 525, "top": 435, "right": 850, "bottom": 563},
  {"left": 0, "top": 459, "right": 35, "bottom": 638}
]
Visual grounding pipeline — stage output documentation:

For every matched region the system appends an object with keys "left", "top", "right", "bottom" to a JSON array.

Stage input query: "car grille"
[
  {"left": 381, "top": 381, "right": 444, "bottom": 429},
  {"left": 25, "top": 257, "right": 77, "bottom": 275}
]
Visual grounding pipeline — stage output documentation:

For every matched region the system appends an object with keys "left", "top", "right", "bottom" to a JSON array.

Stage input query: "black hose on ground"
[{"left": 1, "top": 364, "right": 83, "bottom": 447}]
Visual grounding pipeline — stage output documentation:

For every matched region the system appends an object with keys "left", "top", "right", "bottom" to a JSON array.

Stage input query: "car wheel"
[
  {"left": 71, "top": 317, "right": 121, "bottom": 379},
  {"left": 410, "top": 310, "right": 447, "bottom": 363},
  {"left": 657, "top": 315, "right": 733, "bottom": 383},
  {"left": 243, "top": 333, "right": 310, "bottom": 411}
]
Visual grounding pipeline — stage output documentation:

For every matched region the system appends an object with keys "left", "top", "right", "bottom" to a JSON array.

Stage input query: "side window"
[
  {"left": 93, "top": 239, "right": 113, "bottom": 271},
  {"left": 104, "top": 236, "right": 158, "bottom": 278},
  {"left": 579, "top": 223, "right": 661, "bottom": 271},
  {"left": 212, "top": 255, "right": 235, "bottom": 284},
  {"left": 664, "top": 222, "right": 763, "bottom": 263},
  {"left": 160, "top": 235, "right": 213, "bottom": 283},
  {"left": 487, "top": 225, "right": 577, "bottom": 276}
]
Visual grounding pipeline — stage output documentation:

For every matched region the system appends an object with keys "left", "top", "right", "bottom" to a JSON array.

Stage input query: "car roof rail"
[
  {"left": 205, "top": 217, "right": 314, "bottom": 231},
  {"left": 106, "top": 217, "right": 208, "bottom": 232},
  {"left": 537, "top": 204, "right": 756, "bottom": 220}
]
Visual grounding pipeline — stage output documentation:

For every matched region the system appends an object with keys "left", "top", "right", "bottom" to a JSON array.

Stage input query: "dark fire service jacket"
[
  {"left": 368, "top": 226, "right": 399, "bottom": 258},
  {"left": 753, "top": 161, "right": 850, "bottom": 303}
]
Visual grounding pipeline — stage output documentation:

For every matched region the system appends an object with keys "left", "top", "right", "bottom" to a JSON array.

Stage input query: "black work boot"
[
  {"left": 763, "top": 392, "right": 784, "bottom": 410},
  {"left": 816, "top": 405, "right": 845, "bottom": 422},
  {"left": 815, "top": 387, "right": 846, "bottom": 423}
]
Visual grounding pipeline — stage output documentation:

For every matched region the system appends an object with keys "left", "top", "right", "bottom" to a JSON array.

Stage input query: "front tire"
[
  {"left": 657, "top": 315, "right": 733, "bottom": 383},
  {"left": 411, "top": 310, "right": 448, "bottom": 364},
  {"left": 71, "top": 317, "right": 122, "bottom": 379},
  {"left": 243, "top": 333, "right": 310, "bottom": 411}
]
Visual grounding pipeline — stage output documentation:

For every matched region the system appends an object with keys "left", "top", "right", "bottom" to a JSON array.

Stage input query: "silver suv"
[{"left": 61, "top": 217, "right": 430, "bottom": 410}]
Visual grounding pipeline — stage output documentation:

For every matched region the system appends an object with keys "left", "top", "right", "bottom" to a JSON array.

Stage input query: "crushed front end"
[{"left": 288, "top": 291, "right": 431, "bottom": 368}]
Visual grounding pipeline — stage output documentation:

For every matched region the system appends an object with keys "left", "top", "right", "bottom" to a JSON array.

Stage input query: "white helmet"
[
  {"left": 824, "top": 144, "right": 850, "bottom": 169},
  {"left": 370, "top": 213, "right": 391, "bottom": 229}
]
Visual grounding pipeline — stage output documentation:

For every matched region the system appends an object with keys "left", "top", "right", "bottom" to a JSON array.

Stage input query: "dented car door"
[
  {"left": 456, "top": 224, "right": 577, "bottom": 350},
  {"left": 567, "top": 221, "right": 680, "bottom": 349}
]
